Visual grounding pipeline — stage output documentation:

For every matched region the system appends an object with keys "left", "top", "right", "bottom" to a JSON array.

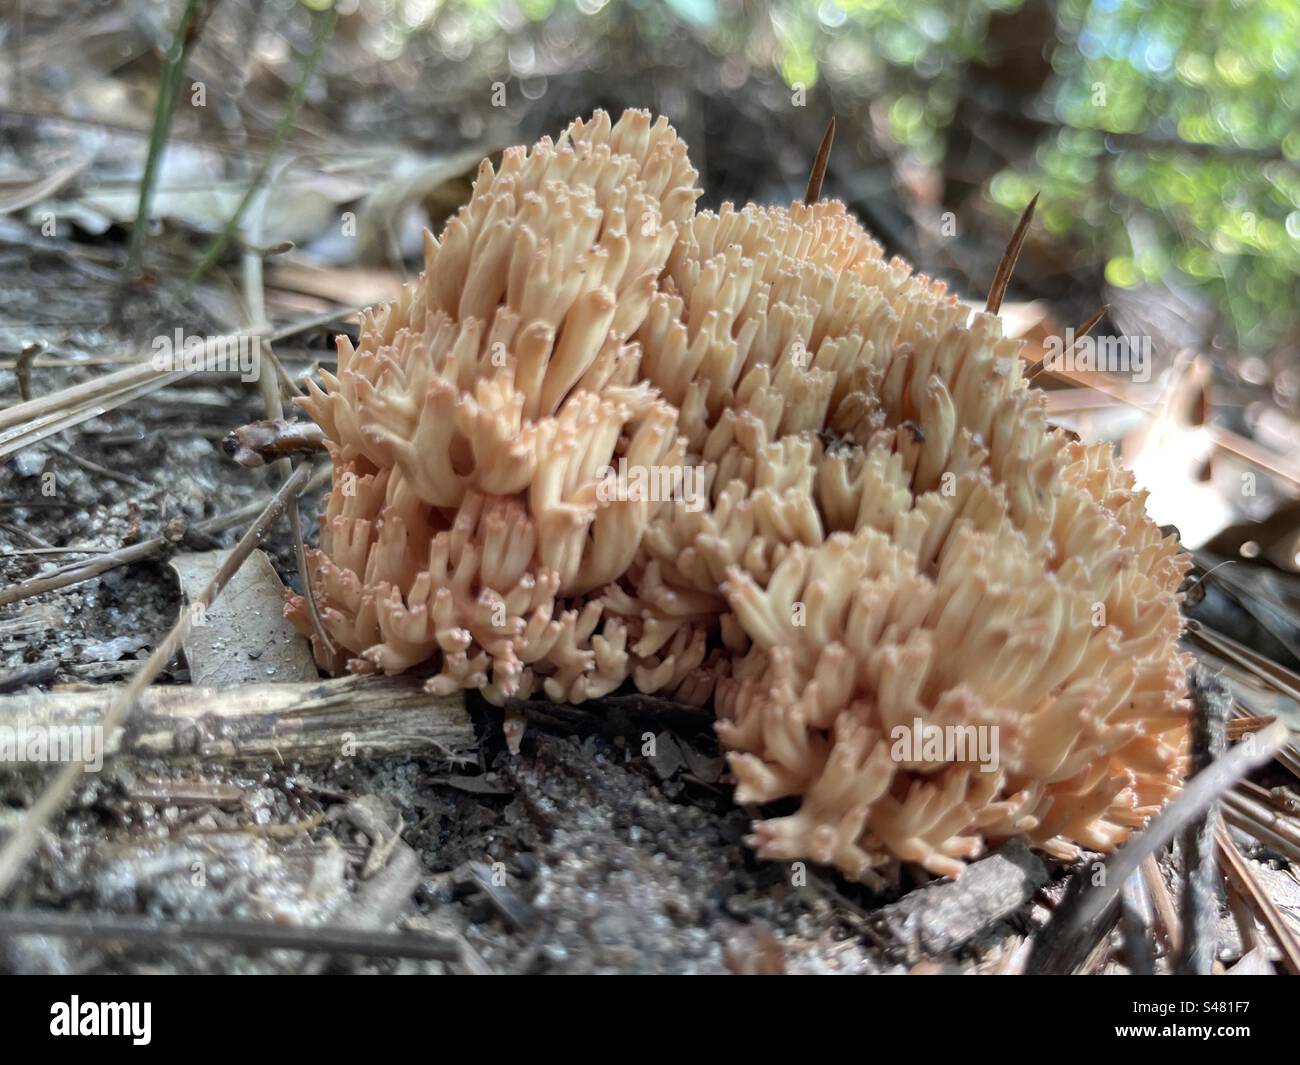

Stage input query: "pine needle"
[
  {"left": 803, "top": 116, "right": 836, "bottom": 205},
  {"left": 985, "top": 192, "right": 1039, "bottom": 316}
]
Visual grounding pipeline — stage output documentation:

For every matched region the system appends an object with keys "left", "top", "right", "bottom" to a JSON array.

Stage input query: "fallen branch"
[
  {"left": 1177, "top": 667, "right": 1230, "bottom": 974},
  {"left": 0, "top": 675, "right": 473, "bottom": 766},
  {"left": 0, "top": 908, "right": 460, "bottom": 962}
]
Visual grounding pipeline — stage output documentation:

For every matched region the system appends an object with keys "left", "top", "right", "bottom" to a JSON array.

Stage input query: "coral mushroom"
[{"left": 290, "top": 109, "right": 1192, "bottom": 883}]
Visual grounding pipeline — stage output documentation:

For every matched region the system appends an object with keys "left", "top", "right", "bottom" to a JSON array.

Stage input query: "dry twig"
[
  {"left": 0, "top": 464, "right": 331, "bottom": 608},
  {"left": 0, "top": 675, "right": 472, "bottom": 765}
]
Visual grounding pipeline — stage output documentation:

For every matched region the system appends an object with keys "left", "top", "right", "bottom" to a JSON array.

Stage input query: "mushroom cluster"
[{"left": 290, "top": 109, "right": 1191, "bottom": 881}]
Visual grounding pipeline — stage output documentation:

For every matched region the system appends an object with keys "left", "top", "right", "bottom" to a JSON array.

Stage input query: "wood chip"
[{"left": 865, "top": 839, "right": 1048, "bottom": 961}]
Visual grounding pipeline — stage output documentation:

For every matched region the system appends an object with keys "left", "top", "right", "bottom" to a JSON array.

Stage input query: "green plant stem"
[
  {"left": 184, "top": 6, "right": 338, "bottom": 293},
  {"left": 124, "top": 0, "right": 210, "bottom": 280}
]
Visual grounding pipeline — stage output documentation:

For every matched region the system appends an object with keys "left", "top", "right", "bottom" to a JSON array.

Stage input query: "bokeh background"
[
  {"left": 8, "top": 1, "right": 1299, "bottom": 353},
  {"left": 3, "top": 0, "right": 1300, "bottom": 545}
]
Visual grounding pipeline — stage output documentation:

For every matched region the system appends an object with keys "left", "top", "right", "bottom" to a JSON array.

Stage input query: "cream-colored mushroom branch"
[{"left": 289, "top": 109, "right": 1192, "bottom": 883}]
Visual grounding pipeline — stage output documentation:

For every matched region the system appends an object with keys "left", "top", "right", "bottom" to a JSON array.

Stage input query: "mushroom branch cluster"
[{"left": 290, "top": 109, "right": 1192, "bottom": 882}]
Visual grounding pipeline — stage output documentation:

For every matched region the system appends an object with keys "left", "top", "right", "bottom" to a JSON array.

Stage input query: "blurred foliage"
[
  {"left": 350, "top": 0, "right": 1297, "bottom": 356},
  {"left": 1029, "top": 0, "right": 1300, "bottom": 356}
]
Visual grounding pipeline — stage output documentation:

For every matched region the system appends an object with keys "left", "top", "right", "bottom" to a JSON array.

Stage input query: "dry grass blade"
[
  {"left": 985, "top": 192, "right": 1038, "bottom": 316},
  {"left": 1222, "top": 789, "right": 1300, "bottom": 863},
  {"left": 1188, "top": 618, "right": 1300, "bottom": 704},
  {"left": 0, "top": 374, "right": 185, "bottom": 460},
  {"left": 1215, "top": 822, "right": 1300, "bottom": 975},
  {"left": 1031, "top": 356, "right": 1300, "bottom": 491},
  {"left": 0, "top": 306, "right": 361, "bottom": 459},
  {"left": 1, "top": 359, "right": 161, "bottom": 432},
  {"left": 1119, "top": 872, "right": 1155, "bottom": 974},
  {"left": 0, "top": 461, "right": 316, "bottom": 900},
  {"left": 1190, "top": 555, "right": 1300, "bottom": 667},
  {"left": 1236, "top": 777, "right": 1300, "bottom": 814},
  {"left": 1187, "top": 620, "right": 1300, "bottom": 778},
  {"left": 1142, "top": 854, "right": 1182, "bottom": 958},
  {"left": 803, "top": 116, "right": 836, "bottom": 205},
  {"left": 1026, "top": 304, "right": 1106, "bottom": 381},
  {"left": 0, "top": 157, "right": 91, "bottom": 216},
  {"left": 1224, "top": 873, "right": 1265, "bottom": 960},
  {"left": 1228, "top": 715, "right": 1277, "bottom": 741}
]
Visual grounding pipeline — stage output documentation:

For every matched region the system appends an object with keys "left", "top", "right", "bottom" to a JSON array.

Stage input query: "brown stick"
[
  {"left": 864, "top": 839, "right": 1048, "bottom": 961},
  {"left": 0, "top": 675, "right": 472, "bottom": 766},
  {"left": 0, "top": 908, "right": 461, "bottom": 962}
]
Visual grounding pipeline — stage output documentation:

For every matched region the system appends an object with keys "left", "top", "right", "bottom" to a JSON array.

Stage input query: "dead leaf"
[{"left": 169, "top": 548, "right": 316, "bottom": 687}]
